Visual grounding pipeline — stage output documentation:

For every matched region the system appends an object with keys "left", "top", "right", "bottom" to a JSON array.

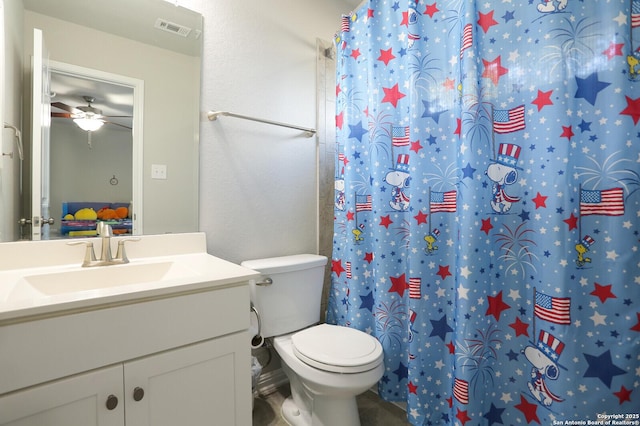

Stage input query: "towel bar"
[{"left": 207, "top": 110, "right": 316, "bottom": 138}]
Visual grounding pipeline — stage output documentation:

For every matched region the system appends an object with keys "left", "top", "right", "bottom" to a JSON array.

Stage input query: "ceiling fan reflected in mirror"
[{"left": 51, "top": 96, "right": 132, "bottom": 132}]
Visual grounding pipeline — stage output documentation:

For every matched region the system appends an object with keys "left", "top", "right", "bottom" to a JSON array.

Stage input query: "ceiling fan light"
[{"left": 74, "top": 117, "right": 104, "bottom": 132}]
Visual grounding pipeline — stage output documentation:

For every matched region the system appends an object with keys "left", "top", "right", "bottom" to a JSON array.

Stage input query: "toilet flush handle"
[{"left": 255, "top": 277, "right": 273, "bottom": 286}]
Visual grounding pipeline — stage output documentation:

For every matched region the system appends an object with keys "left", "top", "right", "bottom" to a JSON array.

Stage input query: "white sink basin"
[
  {"left": 22, "top": 261, "right": 198, "bottom": 296},
  {"left": 0, "top": 233, "right": 260, "bottom": 324}
]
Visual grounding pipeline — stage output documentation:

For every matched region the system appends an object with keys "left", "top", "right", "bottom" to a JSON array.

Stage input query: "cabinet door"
[
  {"left": 0, "top": 365, "right": 123, "bottom": 426},
  {"left": 124, "top": 333, "right": 251, "bottom": 426}
]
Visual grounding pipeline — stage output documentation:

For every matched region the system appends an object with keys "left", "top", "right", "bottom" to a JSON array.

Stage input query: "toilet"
[{"left": 241, "top": 254, "right": 384, "bottom": 426}]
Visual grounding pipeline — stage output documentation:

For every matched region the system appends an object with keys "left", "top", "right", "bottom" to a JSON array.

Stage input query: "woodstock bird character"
[
  {"left": 627, "top": 55, "right": 640, "bottom": 79},
  {"left": 424, "top": 228, "right": 440, "bottom": 254},
  {"left": 486, "top": 143, "right": 522, "bottom": 213},
  {"left": 523, "top": 331, "right": 565, "bottom": 407},
  {"left": 575, "top": 235, "right": 595, "bottom": 267},
  {"left": 385, "top": 154, "right": 411, "bottom": 211}
]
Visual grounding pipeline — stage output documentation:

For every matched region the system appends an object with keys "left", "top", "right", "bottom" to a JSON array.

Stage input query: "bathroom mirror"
[{"left": 18, "top": 0, "right": 202, "bottom": 240}]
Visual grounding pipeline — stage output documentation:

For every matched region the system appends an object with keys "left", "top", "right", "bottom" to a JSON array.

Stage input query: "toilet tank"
[{"left": 241, "top": 254, "right": 328, "bottom": 338}]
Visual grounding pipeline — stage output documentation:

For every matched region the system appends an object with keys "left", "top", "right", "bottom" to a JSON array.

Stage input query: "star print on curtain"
[{"left": 327, "top": 0, "right": 640, "bottom": 424}]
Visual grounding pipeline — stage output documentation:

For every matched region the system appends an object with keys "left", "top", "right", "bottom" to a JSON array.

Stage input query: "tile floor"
[{"left": 252, "top": 385, "right": 410, "bottom": 425}]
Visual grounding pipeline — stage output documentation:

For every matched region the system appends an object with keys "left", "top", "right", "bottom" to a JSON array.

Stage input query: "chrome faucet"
[
  {"left": 68, "top": 223, "right": 140, "bottom": 267},
  {"left": 96, "top": 222, "right": 113, "bottom": 263}
]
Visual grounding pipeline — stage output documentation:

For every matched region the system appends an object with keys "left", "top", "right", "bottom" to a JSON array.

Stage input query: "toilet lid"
[{"left": 291, "top": 324, "right": 383, "bottom": 373}]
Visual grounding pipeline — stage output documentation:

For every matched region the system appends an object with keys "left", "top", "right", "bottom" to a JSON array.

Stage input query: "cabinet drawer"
[{"left": 0, "top": 284, "right": 249, "bottom": 395}]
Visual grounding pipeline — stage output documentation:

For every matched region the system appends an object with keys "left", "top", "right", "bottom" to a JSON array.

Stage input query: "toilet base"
[
  {"left": 281, "top": 396, "right": 310, "bottom": 426},
  {"left": 280, "top": 394, "right": 361, "bottom": 426}
]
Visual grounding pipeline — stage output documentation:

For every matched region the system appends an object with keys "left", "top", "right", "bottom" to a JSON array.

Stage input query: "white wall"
[
  {"left": 1, "top": 0, "right": 24, "bottom": 241},
  {"left": 49, "top": 123, "right": 133, "bottom": 230},
  {"left": 182, "top": 0, "right": 355, "bottom": 264}
]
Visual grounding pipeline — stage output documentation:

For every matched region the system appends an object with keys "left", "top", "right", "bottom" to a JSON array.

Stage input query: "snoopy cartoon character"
[
  {"left": 407, "top": 5, "right": 420, "bottom": 48},
  {"left": 486, "top": 143, "right": 522, "bottom": 214},
  {"left": 335, "top": 177, "right": 345, "bottom": 211},
  {"left": 523, "top": 330, "right": 565, "bottom": 406},
  {"left": 385, "top": 154, "right": 411, "bottom": 211},
  {"left": 537, "top": 0, "right": 568, "bottom": 13},
  {"left": 335, "top": 163, "right": 345, "bottom": 211}
]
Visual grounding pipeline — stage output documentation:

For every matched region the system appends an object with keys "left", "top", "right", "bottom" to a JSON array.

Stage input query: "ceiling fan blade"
[
  {"left": 105, "top": 121, "right": 132, "bottom": 130},
  {"left": 51, "top": 112, "right": 73, "bottom": 118},
  {"left": 51, "top": 102, "right": 82, "bottom": 114}
]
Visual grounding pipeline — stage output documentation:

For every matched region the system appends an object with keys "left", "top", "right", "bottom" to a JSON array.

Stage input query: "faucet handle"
[
  {"left": 67, "top": 241, "right": 97, "bottom": 267},
  {"left": 115, "top": 238, "right": 141, "bottom": 263}
]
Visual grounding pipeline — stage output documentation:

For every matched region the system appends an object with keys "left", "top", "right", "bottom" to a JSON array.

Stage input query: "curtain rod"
[{"left": 207, "top": 111, "right": 316, "bottom": 138}]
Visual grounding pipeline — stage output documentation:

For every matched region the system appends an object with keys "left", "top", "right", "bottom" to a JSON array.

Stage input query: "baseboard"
[{"left": 256, "top": 367, "right": 289, "bottom": 395}]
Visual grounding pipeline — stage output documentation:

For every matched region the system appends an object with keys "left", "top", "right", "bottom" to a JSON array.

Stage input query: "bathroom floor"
[{"left": 252, "top": 385, "right": 410, "bottom": 425}]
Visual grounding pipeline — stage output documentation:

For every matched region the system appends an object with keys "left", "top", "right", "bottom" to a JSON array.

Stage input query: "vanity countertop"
[{"left": 0, "top": 233, "right": 258, "bottom": 324}]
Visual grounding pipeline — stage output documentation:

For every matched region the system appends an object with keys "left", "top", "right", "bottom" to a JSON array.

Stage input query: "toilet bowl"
[
  {"left": 272, "top": 324, "right": 384, "bottom": 426},
  {"left": 241, "top": 254, "right": 385, "bottom": 426}
]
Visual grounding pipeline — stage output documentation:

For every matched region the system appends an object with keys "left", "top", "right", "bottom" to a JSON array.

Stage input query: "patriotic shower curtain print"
[{"left": 328, "top": 0, "right": 640, "bottom": 424}]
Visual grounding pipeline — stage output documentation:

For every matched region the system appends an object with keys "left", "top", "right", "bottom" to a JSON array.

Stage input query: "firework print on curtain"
[{"left": 328, "top": 0, "right": 640, "bottom": 424}]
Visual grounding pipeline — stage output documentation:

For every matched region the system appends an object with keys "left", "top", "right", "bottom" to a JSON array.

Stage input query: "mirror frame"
[{"left": 49, "top": 60, "right": 145, "bottom": 235}]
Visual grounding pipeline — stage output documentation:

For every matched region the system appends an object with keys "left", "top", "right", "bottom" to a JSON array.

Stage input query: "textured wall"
[{"left": 183, "top": 0, "right": 353, "bottom": 264}]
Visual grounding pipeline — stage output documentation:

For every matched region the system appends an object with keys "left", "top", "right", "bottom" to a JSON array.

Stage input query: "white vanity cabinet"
[
  {"left": 0, "top": 233, "right": 259, "bottom": 426},
  {"left": 0, "top": 333, "right": 247, "bottom": 426}
]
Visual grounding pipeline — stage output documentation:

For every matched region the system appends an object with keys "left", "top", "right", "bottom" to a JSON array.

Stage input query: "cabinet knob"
[
  {"left": 133, "top": 387, "right": 145, "bottom": 402},
  {"left": 106, "top": 394, "right": 119, "bottom": 410}
]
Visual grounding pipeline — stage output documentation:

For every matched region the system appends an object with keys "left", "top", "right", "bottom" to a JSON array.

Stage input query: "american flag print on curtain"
[
  {"left": 328, "top": 0, "right": 640, "bottom": 424},
  {"left": 492, "top": 105, "right": 526, "bottom": 134}
]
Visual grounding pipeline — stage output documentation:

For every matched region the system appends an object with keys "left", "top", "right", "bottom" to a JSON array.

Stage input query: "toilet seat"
[{"left": 291, "top": 324, "right": 383, "bottom": 373}]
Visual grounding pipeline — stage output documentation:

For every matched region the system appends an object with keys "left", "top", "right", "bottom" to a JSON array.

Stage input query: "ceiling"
[{"left": 23, "top": 0, "right": 202, "bottom": 57}]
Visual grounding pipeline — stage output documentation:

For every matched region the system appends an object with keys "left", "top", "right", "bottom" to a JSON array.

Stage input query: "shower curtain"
[{"left": 328, "top": 0, "right": 640, "bottom": 424}]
